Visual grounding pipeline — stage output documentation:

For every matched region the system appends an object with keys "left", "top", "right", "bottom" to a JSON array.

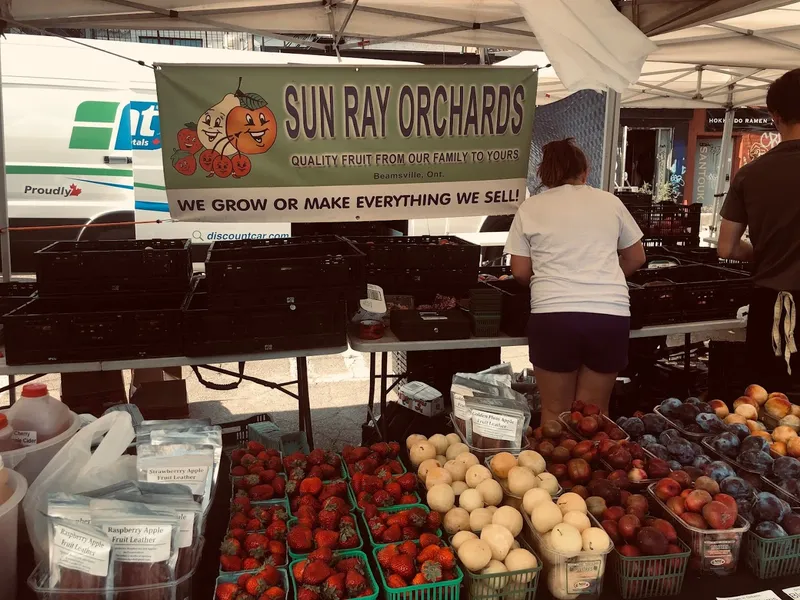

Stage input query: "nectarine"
[
  {"left": 734, "top": 396, "right": 759, "bottom": 411},
  {"left": 744, "top": 384, "right": 769, "bottom": 406},
  {"left": 770, "top": 441, "right": 787, "bottom": 456},
  {"left": 765, "top": 395, "right": 792, "bottom": 420},
  {"left": 685, "top": 490, "right": 712, "bottom": 513},
  {"left": 709, "top": 399, "right": 729, "bottom": 419},
  {"left": 787, "top": 437, "right": 800, "bottom": 458},
  {"left": 735, "top": 403, "right": 758, "bottom": 420},
  {"left": 724, "top": 414, "right": 747, "bottom": 426}
]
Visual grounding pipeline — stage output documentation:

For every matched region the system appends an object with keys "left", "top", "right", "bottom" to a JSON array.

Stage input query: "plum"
[
  {"left": 617, "top": 417, "right": 629, "bottom": 427},
  {"left": 645, "top": 443, "right": 670, "bottom": 461},
  {"left": 642, "top": 413, "right": 668, "bottom": 435},
  {"left": 696, "top": 413, "right": 727, "bottom": 433},
  {"left": 693, "top": 455, "right": 713, "bottom": 469},
  {"left": 719, "top": 476, "right": 754, "bottom": 500},
  {"left": 773, "top": 456, "right": 800, "bottom": 481},
  {"left": 660, "top": 398, "right": 683, "bottom": 416},
  {"left": 641, "top": 434, "right": 658, "bottom": 447},
  {"left": 704, "top": 461, "right": 736, "bottom": 483},
  {"left": 685, "top": 397, "right": 702, "bottom": 406},
  {"left": 741, "top": 436, "right": 770, "bottom": 455},
  {"left": 754, "top": 521, "right": 788, "bottom": 539},
  {"left": 685, "top": 423, "right": 705, "bottom": 434},
  {"left": 676, "top": 403, "right": 701, "bottom": 425},
  {"left": 622, "top": 417, "right": 645, "bottom": 439},
  {"left": 690, "top": 442, "right": 705, "bottom": 456},
  {"left": 728, "top": 423, "right": 751, "bottom": 441},
  {"left": 696, "top": 401, "right": 715, "bottom": 415},
  {"left": 752, "top": 492, "right": 790, "bottom": 524},
  {"left": 668, "top": 460, "right": 683, "bottom": 472},
  {"left": 782, "top": 513, "right": 800, "bottom": 535},
  {"left": 738, "top": 450, "right": 773, "bottom": 475},
  {"left": 666, "top": 438, "right": 696, "bottom": 466},
  {"left": 659, "top": 429, "right": 680, "bottom": 445},
  {"left": 780, "top": 479, "right": 800, "bottom": 498},
  {"left": 710, "top": 432, "right": 740, "bottom": 459}
]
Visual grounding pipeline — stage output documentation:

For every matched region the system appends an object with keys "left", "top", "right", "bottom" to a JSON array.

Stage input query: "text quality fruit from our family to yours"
[{"left": 289, "top": 149, "right": 521, "bottom": 168}]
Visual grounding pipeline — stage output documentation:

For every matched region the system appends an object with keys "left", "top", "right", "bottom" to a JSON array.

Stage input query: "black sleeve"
[{"left": 720, "top": 168, "right": 748, "bottom": 225}]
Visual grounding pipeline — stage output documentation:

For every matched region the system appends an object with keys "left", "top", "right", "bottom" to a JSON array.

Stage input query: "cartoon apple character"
[
  {"left": 226, "top": 102, "right": 277, "bottom": 155},
  {"left": 197, "top": 93, "right": 239, "bottom": 157},
  {"left": 177, "top": 123, "right": 203, "bottom": 154}
]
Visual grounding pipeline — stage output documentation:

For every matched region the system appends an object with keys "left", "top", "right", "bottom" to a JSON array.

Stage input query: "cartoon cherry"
[
  {"left": 212, "top": 154, "right": 233, "bottom": 178},
  {"left": 177, "top": 122, "right": 203, "bottom": 154},
  {"left": 231, "top": 153, "right": 252, "bottom": 178},
  {"left": 199, "top": 149, "right": 219, "bottom": 174},
  {"left": 171, "top": 149, "right": 197, "bottom": 176}
]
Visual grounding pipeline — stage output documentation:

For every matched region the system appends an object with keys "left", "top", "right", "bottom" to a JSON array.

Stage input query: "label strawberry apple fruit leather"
[
  {"left": 47, "top": 518, "right": 113, "bottom": 599},
  {"left": 90, "top": 499, "right": 181, "bottom": 600}
]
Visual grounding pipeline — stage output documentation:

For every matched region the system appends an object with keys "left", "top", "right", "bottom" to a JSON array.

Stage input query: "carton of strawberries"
[
  {"left": 342, "top": 442, "right": 404, "bottom": 478},
  {"left": 375, "top": 536, "right": 459, "bottom": 588},
  {"left": 362, "top": 505, "right": 442, "bottom": 544},
  {"left": 287, "top": 496, "right": 362, "bottom": 555},
  {"left": 351, "top": 471, "right": 419, "bottom": 510},
  {"left": 284, "top": 449, "right": 344, "bottom": 481},
  {"left": 233, "top": 468, "right": 287, "bottom": 502},
  {"left": 228, "top": 499, "right": 288, "bottom": 535},
  {"left": 231, "top": 442, "right": 283, "bottom": 476},
  {"left": 214, "top": 565, "right": 286, "bottom": 600},
  {"left": 220, "top": 528, "right": 288, "bottom": 572},
  {"left": 287, "top": 477, "right": 353, "bottom": 514},
  {"left": 291, "top": 548, "right": 375, "bottom": 600}
]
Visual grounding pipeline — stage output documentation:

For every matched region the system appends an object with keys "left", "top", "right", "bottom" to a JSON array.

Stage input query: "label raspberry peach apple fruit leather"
[{"left": 52, "top": 523, "right": 111, "bottom": 578}]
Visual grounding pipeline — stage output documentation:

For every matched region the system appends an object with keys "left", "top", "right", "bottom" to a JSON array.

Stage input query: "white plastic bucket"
[
  {"left": 0, "top": 469, "right": 28, "bottom": 599},
  {"left": 0, "top": 411, "right": 81, "bottom": 485}
]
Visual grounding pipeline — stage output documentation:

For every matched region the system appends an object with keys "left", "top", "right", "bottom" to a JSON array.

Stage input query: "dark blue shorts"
[{"left": 527, "top": 312, "right": 630, "bottom": 374}]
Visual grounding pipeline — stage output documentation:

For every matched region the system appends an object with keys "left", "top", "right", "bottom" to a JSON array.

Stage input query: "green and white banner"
[{"left": 155, "top": 65, "right": 537, "bottom": 223}]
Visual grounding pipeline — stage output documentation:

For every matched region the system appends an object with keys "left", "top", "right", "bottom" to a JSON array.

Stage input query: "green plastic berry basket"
[
  {"left": 744, "top": 512, "right": 800, "bottom": 579},
  {"left": 371, "top": 541, "right": 464, "bottom": 600},
  {"left": 459, "top": 538, "right": 542, "bottom": 600},
  {"left": 289, "top": 550, "right": 379, "bottom": 600},
  {"left": 286, "top": 514, "right": 364, "bottom": 559},
  {"left": 215, "top": 567, "right": 290, "bottom": 597},
  {"left": 358, "top": 503, "right": 442, "bottom": 546},
  {"left": 349, "top": 480, "right": 421, "bottom": 513},
  {"left": 612, "top": 537, "right": 691, "bottom": 599},
  {"left": 287, "top": 481, "right": 358, "bottom": 518}
]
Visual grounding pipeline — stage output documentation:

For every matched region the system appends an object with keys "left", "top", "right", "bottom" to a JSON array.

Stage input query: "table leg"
[
  {"left": 379, "top": 352, "right": 389, "bottom": 440},
  {"left": 296, "top": 356, "right": 314, "bottom": 450},
  {"left": 683, "top": 332, "right": 691, "bottom": 379},
  {"left": 367, "top": 352, "right": 376, "bottom": 416}
]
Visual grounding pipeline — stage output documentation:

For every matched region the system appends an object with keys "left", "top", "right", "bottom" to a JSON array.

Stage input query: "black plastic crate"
[
  {"left": 35, "top": 239, "right": 192, "bottom": 295},
  {"left": 204, "top": 235, "right": 366, "bottom": 297},
  {"left": 652, "top": 245, "right": 753, "bottom": 273},
  {"left": 182, "top": 282, "right": 346, "bottom": 357},
  {"left": 0, "top": 281, "right": 36, "bottom": 316},
  {"left": 486, "top": 278, "right": 530, "bottom": 336},
  {"left": 2, "top": 293, "right": 184, "bottom": 365},
  {"left": 628, "top": 264, "right": 752, "bottom": 329},
  {"left": 366, "top": 268, "right": 476, "bottom": 302},
  {"left": 627, "top": 203, "right": 701, "bottom": 240},
  {"left": 392, "top": 347, "right": 502, "bottom": 396},
  {"left": 616, "top": 191, "right": 653, "bottom": 207},
  {"left": 643, "top": 236, "right": 698, "bottom": 249},
  {"left": 346, "top": 235, "right": 479, "bottom": 270}
]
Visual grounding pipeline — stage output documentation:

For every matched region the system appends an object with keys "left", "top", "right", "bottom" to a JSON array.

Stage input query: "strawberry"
[
  {"left": 362, "top": 503, "right": 378, "bottom": 520},
  {"left": 243, "top": 557, "right": 262, "bottom": 570},
  {"left": 247, "top": 441, "right": 266, "bottom": 453},
  {"left": 426, "top": 511, "right": 442, "bottom": 531},
  {"left": 231, "top": 465, "right": 248, "bottom": 477},
  {"left": 272, "top": 476, "right": 286, "bottom": 496},
  {"left": 318, "top": 506, "right": 341, "bottom": 531},
  {"left": 302, "top": 560, "right": 333, "bottom": 585},
  {"left": 266, "top": 520, "right": 287, "bottom": 541},
  {"left": 412, "top": 573, "right": 427, "bottom": 586},
  {"left": 320, "top": 481, "right": 347, "bottom": 500},
  {"left": 241, "top": 453, "right": 259, "bottom": 468},
  {"left": 322, "top": 573, "right": 346, "bottom": 600},
  {"left": 375, "top": 467, "right": 392, "bottom": 481},
  {"left": 249, "top": 485, "right": 275, "bottom": 501},
  {"left": 436, "top": 547, "right": 455, "bottom": 570},
  {"left": 389, "top": 554, "right": 416, "bottom": 579},
  {"left": 334, "top": 557, "right": 364, "bottom": 574},
  {"left": 315, "top": 529, "right": 340, "bottom": 549},
  {"left": 216, "top": 582, "right": 240, "bottom": 600},
  {"left": 297, "top": 587, "right": 320, "bottom": 600},
  {"left": 421, "top": 560, "right": 443, "bottom": 583},
  {"left": 308, "top": 449, "right": 326, "bottom": 466},
  {"left": 372, "top": 490, "right": 393, "bottom": 507},
  {"left": 388, "top": 441, "right": 401, "bottom": 456},
  {"left": 299, "top": 477, "right": 324, "bottom": 496},
  {"left": 263, "top": 586, "right": 286, "bottom": 600},
  {"left": 386, "top": 574, "right": 408, "bottom": 588},
  {"left": 238, "top": 573, "right": 252, "bottom": 587},
  {"left": 320, "top": 464, "right": 338, "bottom": 480},
  {"left": 382, "top": 524, "right": 402, "bottom": 543},
  {"left": 219, "top": 555, "right": 243, "bottom": 572},
  {"left": 400, "top": 495, "right": 418, "bottom": 505},
  {"left": 260, "top": 565, "right": 281, "bottom": 586},
  {"left": 245, "top": 533, "right": 269, "bottom": 556},
  {"left": 231, "top": 449, "right": 247, "bottom": 466},
  {"left": 387, "top": 459, "right": 403, "bottom": 474},
  {"left": 395, "top": 473, "right": 417, "bottom": 492},
  {"left": 362, "top": 476, "right": 383, "bottom": 494},
  {"left": 221, "top": 538, "right": 242, "bottom": 556},
  {"left": 419, "top": 533, "right": 441, "bottom": 548},
  {"left": 322, "top": 496, "right": 349, "bottom": 516},
  {"left": 290, "top": 467, "right": 307, "bottom": 482},
  {"left": 371, "top": 442, "right": 390, "bottom": 457},
  {"left": 230, "top": 513, "right": 249, "bottom": 529},
  {"left": 228, "top": 528, "right": 247, "bottom": 543},
  {"left": 385, "top": 482, "right": 403, "bottom": 502},
  {"left": 250, "top": 464, "right": 266, "bottom": 475},
  {"left": 367, "top": 517, "right": 386, "bottom": 539},
  {"left": 259, "top": 469, "right": 277, "bottom": 484},
  {"left": 345, "top": 570, "right": 367, "bottom": 595},
  {"left": 356, "top": 493, "right": 374, "bottom": 510},
  {"left": 376, "top": 544, "right": 398, "bottom": 568},
  {"left": 246, "top": 518, "right": 263, "bottom": 532},
  {"left": 398, "top": 541, "right": 418, "bottom": 557},
  {"left": 232, "top": 495, "right": 252, "bottom": 514},
  {"left": 287, "top": 526, "right": 314, "bottom": 553},
  {"left": 267, "top": 456, "right": 283, "bottom": 471},
  {"left": 338, "top": 522, "right": 359, "bottom": 549},
  {"left": 416, "top": 545, "right": 440, "bottom": 564},
  {"left": 298, "top": 496, "right": 322, "bottom": 511},
  {"left": 406, "top": 508, "right": 427, "bottom": 528},
  {"left": 295, "top": 505, "right": 318, "bottom": 525},
  {"left": 246, "top": 573, "right": 270, "bottom": 597},
  {"left": 308, "top": 547, "right": 333, "bottom": 562},
  {"left": 402, "top": 526, "right": 420, "bottom": 540},
  {"left": 292, "top": 560, "right": 307, "bottom": 582}
]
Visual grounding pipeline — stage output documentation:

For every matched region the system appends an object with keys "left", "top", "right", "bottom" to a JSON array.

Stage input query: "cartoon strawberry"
[
  {"left": 171, "top": 149, "right": 196, "bottom": 176},
  {"left": 177, "top": 122, "right": 203, "bottom": 154}
]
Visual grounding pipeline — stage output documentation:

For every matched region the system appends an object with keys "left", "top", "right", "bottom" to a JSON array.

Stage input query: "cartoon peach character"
[{"left": 226, "top": 103, "right": 277, "bottom": 155}]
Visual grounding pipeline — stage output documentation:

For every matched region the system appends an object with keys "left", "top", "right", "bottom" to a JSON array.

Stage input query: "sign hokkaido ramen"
[{"left": 155, "top": 65, "right": 537, "bottom": 223}]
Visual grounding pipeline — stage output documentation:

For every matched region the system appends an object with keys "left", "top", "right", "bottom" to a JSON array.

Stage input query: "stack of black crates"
[
  {"left": 3, "top": 240, "right": 191, "bottom": 365},
  {"left": 183, "top": 235, "right": 365, "bottom": 356}
]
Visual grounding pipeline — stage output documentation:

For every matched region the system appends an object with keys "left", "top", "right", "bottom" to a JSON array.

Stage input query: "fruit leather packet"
[
  {"left": 47, "top": 517, "right": 114, "bottom": 600},
  {"left": 135, "top": 421, "right": 221, "bottom": 488},
  {"left": 89, "top": 499, "right": 180, "bottom": 600},
  {"left": 450, "top": 373, "right": 522, "bottom": 443},
  {"left": 136, "top": 429, "right": 218, "bottom": 515},
  {"left": 47, "top": 493, "right": 93, "bottom": 526},
  {"left": 82, "top": 481, "right": 194, "bottom": 500}
]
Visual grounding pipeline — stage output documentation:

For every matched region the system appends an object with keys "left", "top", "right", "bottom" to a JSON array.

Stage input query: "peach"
[
  {"left": 746, "top": 419, "right": 767, "bottom": 433},
  {"left": 724, "top": 414, "right": 747, "bottom": 426},
  {"left": 792, "top": 404, "right": 800, "bottom": 418},
  {"left": 735, "top": 404, "right": 758, "bottom": 420},
  {"left": 751, "top": 430, "right": 773, "bottom": 442},
  {"left": 770, "top": 441, "right": 787, "bottom": 456},
  {"left": 772, "top": 425, "right": 798, "bottom": 444},
  {"left": 734, "top": 396, "right": 759, "bottom": 411},
  {"left": 709, "top": 400, "right": 729, "bottom": 419},
  {"left": 766, "top": 395, "right": 792, "bottom": 420},
  {"left": 787, "top": 437, "right": 800, "bottom": 458},
  {"left": 745, "top": 384, "right": 769, "bottom": 406},
  {"left": 685, "top": 490, "right": 712, "bottom": 513}
]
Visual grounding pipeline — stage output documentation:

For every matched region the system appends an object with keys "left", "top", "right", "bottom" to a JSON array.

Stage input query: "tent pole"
[
  {"left": 709, "top": 88, "right": 736, "bottom": 241},
  {"left": 0, "top": 41, "right": 10, "bottom": 283},
  {"left": 601, "top": 90, "right": 622, "bottom": 192}
]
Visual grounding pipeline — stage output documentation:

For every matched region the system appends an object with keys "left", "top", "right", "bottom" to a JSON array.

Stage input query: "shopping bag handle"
[{"left": 192, "top": 362, "right": 245, "bottom": 390}]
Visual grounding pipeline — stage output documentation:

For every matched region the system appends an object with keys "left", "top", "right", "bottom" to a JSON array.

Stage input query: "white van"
[{"left": 0, "top": 34, "right": 458, "bottom": 270}]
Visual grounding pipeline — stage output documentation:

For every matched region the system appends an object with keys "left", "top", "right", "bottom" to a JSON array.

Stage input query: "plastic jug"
[
  {"left": 6, "top": 383, "right": 72, "bottom": 444},
  {"left": 0, "top": 415, "right": 18, "bottom": 452},
  {"left": 0, "top": 456, "right": 12, "bottom": 503}
]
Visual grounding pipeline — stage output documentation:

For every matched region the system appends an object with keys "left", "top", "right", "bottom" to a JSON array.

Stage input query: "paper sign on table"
[
  {"left": 717, "top": 591, "right": 781, "bottom": 600},
  {"left": 783, "top": 586, "right": 800, "bottom": 600}
]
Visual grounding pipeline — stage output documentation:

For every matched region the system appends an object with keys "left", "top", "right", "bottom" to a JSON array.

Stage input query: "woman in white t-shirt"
[{"left": 504, "top": 139, "right": 646, "bottom": 423}]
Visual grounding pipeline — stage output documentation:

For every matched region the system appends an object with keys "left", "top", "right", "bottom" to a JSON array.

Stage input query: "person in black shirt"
[{"left": 718, "top": 68, "right": 800, "bottom": 394}]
